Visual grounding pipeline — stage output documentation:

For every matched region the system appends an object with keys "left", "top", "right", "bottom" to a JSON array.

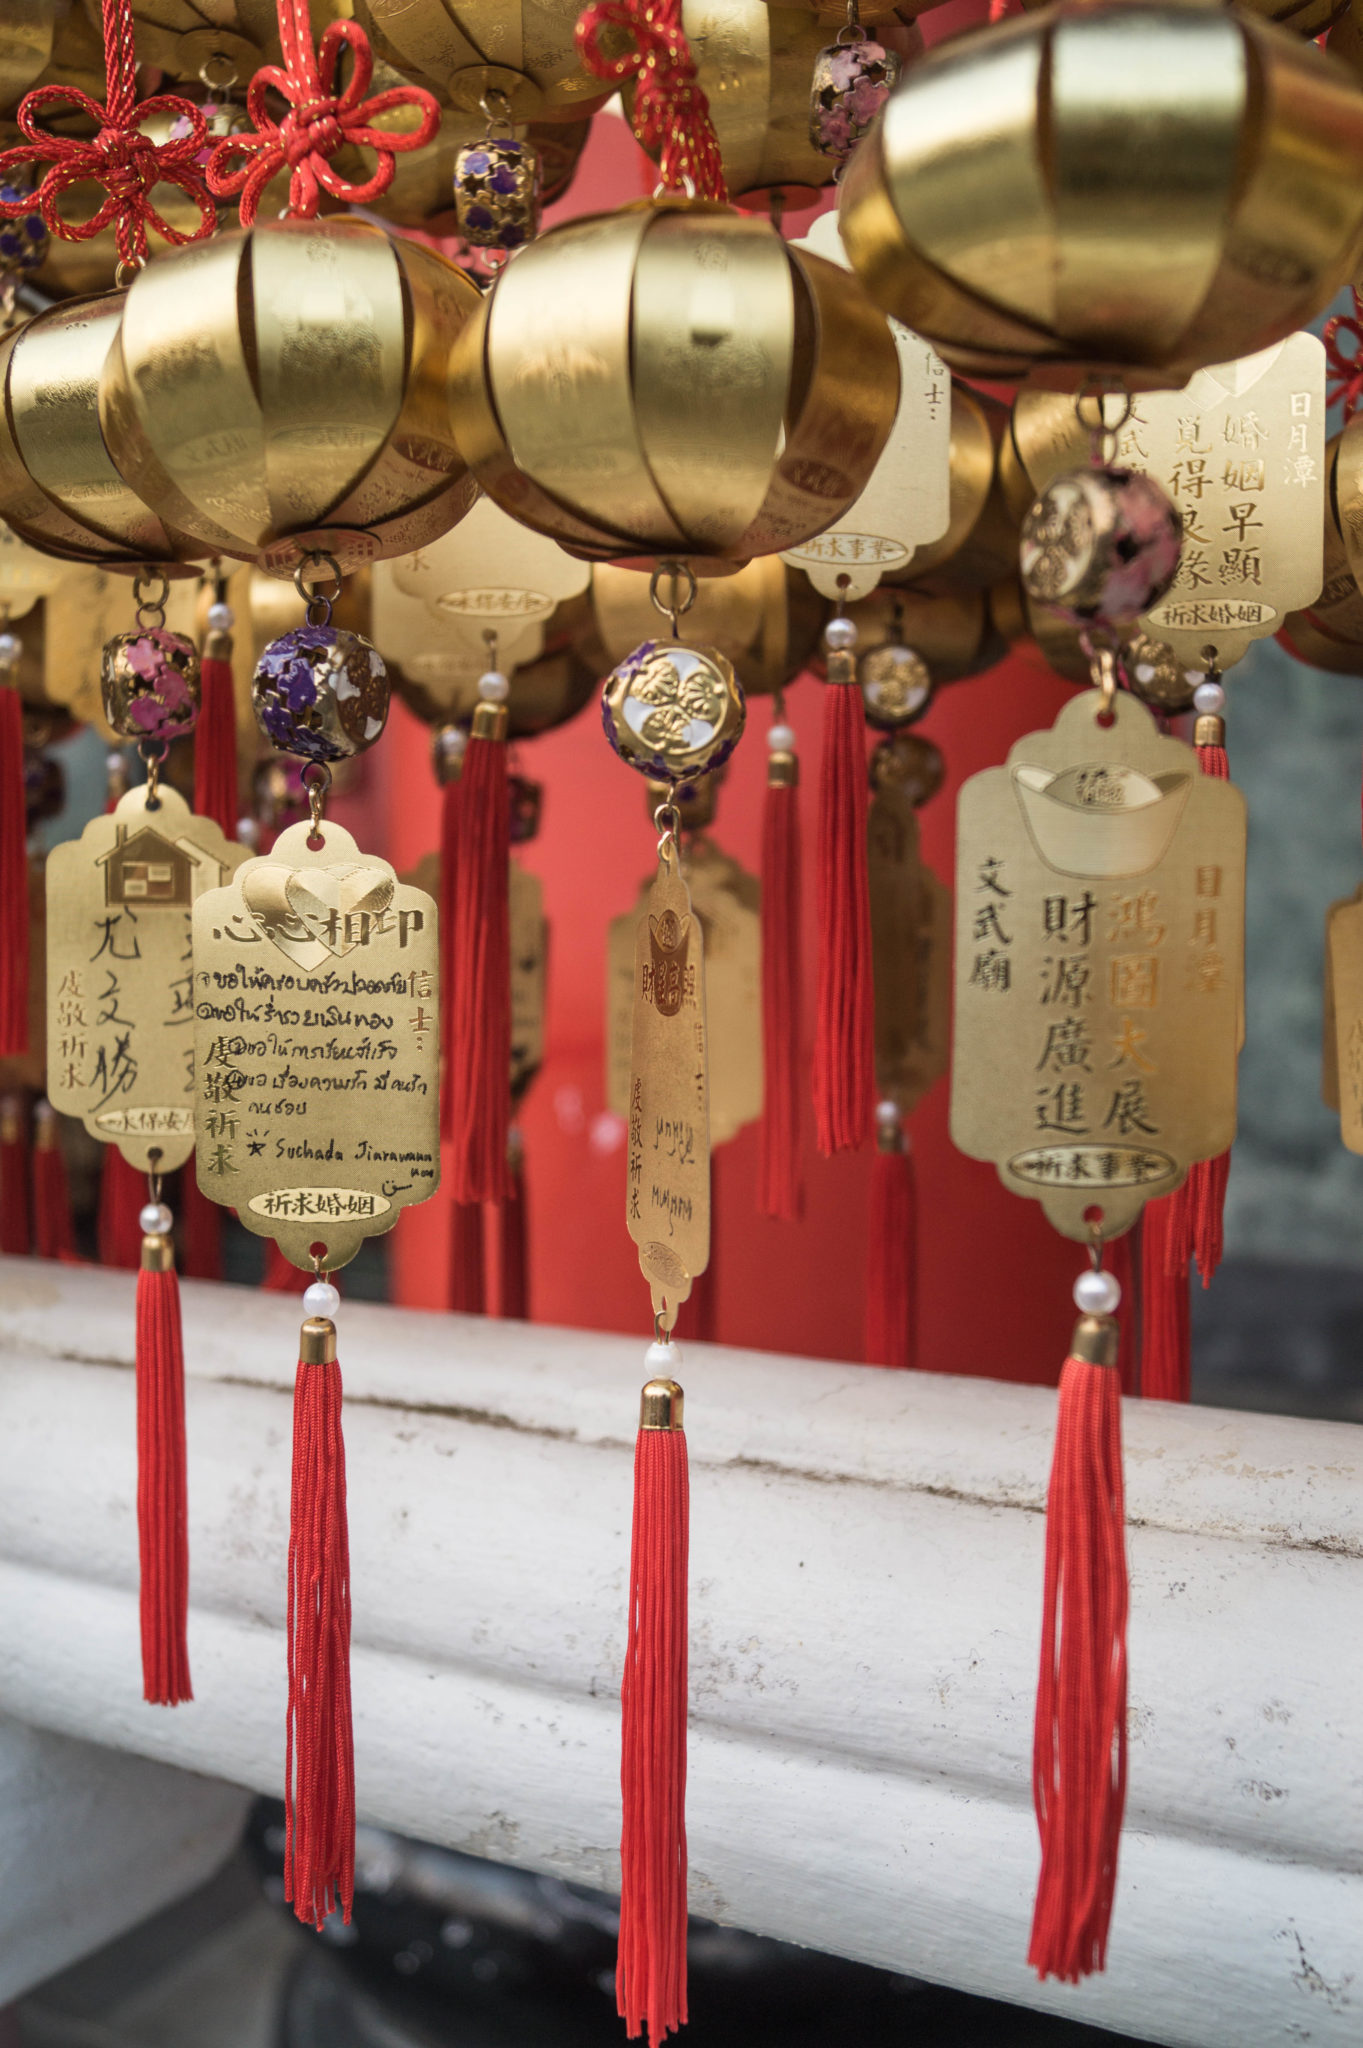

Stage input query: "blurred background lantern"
[
  {"left": 587, "top": 555, "right": 824, "bottom": 693},
  {"left": 836, "top": 580, "right": 1004, "bottom": 709},
  {"left": 389, "top": 497, "right": 592, "bottom": 667},
  {"left": 353, "top": 0, "right": 611, "bottom": 119},
  {"left": 100, "top": 219, "right": 481, "bottom": 573},
  {"left": 448, "top": 197, "right": 899, "bottom": 567},
  {"left": 898, "top": 380, "right": 1016, "bottom": 596},
  {"left": 1283, "top": 423, "right": 1363, "bottom": 672},
  {"left": 0, "top": 295, "right": 207, "bottom": 568},
  {"left": 839, "top": 0, "right": 1363, "bottom": 380}
]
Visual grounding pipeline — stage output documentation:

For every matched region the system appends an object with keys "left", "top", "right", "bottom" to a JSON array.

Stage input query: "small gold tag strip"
[
  {"left": 868, "top": 784, "right": 951, "bottom": 1117},
  {"left": 402, "top": 849, "right": 546, "bottom": 1107},
  {"left": 627, "top": 835, "right": 710, "bottom": 1332},
  {"left": 46, "top": 785, "right": 247, "bottom": 1174},
  {"left": 1326, "top": 886, "right": 1363, "bottom": 1148},
  {"left": 192, "top": 818, "right": 441, "bottom": 1272},
  {"left": 950, "top": 689, "right": 1245, "bottom": 1242}
]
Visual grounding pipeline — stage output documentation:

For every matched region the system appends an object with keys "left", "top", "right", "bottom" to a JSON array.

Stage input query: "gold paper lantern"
[
  {"left": 0, "top": 295, "right": 205, "bottom": 568},
  {"left": 1287, "top": 425, "right": 1363, "bottom": 671},
  {"left": 587, "top": 558, "right": 824, "bottom": 695},
  {"left": 840, "top": 0, "right": 1363, "bottom": 380},
  {"left": 448, "top": 198, "right": 900, "bottom": 567},
  {"left": 100, "top": 219, "right": 481, "bottom": 573},
  {"left": 353, "top": 0, "right": 610, "bottom": 118}
]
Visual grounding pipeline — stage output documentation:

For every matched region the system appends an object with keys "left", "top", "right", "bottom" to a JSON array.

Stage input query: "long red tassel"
[
  {"left": 0, "top": 681, "right": 29, "bottom": 1059},
  {"left": 0, "top": 1094, "right": 31, "bottom": 1255},
  {"left": 287, "top": 1308, "right": 355, "bottom": 1930},
  {"left": 618, "top": 1365, "right": 689, "bottom": 2048},
  {"left": 436, "top": 733, "right": 464, "bottom": 1142},
  {"left": 180, "top": 1164, "right": 222, "bottom": 1282},
  {"left": 1029, "top": 1312, "right": 1128, "bottom": 1983},
  {"left": 33, "top": 1101, "right": 77, "bottom": 1260},
  {"left": 1108, "top": 1228, "right": 1134, "bottom": 1395},
  {"left": 99, "top": 1143, "right": 146, "bottom": 1268},
  {"left": 813, "top": 663, "right": 873, "bottom": 1155},
  {"left": 495, "top": 1130, "right": 529, "bottom": 1320},
  {"left": 448, "top": 1196, "right": 486, "bottom": 1314},
  {"left": 1139, "top": 1195, "right": 1190, "bottom": 1400},
  {"left": 450, "top": 704, "right": 511, "bottom": 1203},
  {"left": 264, "top": 1240, "right": 307, "bottom": 1291},
  {"left": 136, "top": 1222, "right": 193, "bottom": 1705},
  {"left": 865, "top": 1111, "right": 915, "bottom": 1370},
  {"left": 195, "top": 579, "right": 239, "bottom": 840},
  {"left": 758, "top": 725, "right": 803, "bottom": 1219}
]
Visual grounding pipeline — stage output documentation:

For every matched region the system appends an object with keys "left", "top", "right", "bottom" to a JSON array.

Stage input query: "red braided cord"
[
  {"left": 576, "top": 0, "right": 726, "bottom": 202},
  {"left": 0, "top": 0, "right": 214, "bottom": 272},
  {"left": 1324, "top": 287, "right": 1363, "bottom": 421},
  {"left": 206, "top": 0, "right": 439, "bottom": 225}
]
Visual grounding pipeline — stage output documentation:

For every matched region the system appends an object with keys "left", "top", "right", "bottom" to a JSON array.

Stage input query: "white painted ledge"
[{"left": 0, "top": 1257, "right": 1358, "bottom": 2047}]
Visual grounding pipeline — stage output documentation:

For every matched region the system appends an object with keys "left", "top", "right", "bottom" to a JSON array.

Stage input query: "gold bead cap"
[{"left": 640, "top": 1377, "right": 684, "bottom": 1431}]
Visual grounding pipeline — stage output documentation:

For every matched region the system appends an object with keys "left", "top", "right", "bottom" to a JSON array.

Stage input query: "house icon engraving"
[{"left": 96, "top": 826, "right": 216, "bottom": 909}]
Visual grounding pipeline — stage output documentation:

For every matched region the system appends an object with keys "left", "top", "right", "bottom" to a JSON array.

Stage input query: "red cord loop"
[
  {"left": 576, "top": 0, "right": 726, "bottom": 202},
  {"left": 1324, "top": 290, "right": 1363, "bottom": 421},
  {"left": 206, "top": 4, "right": 439, "bottom": 225},
  {"left": 0, "top": 0, "right": 214, "bottom": 272}
]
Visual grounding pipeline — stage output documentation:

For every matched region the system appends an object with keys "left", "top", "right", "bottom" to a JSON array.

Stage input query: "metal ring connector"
[
  {"left": 293, "top": 550, "right": 343, "bottom": 628},
  {"left": 649, "top": 560, "right": 697, "bottom": 638},
  {"left": 301, "top": 760, "right": 331, "bottom": 839}
]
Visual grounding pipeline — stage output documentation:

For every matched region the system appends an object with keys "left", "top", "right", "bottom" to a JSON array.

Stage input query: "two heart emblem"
[{"left": 242, "top": 863, "right": 395, "bottom": 972}]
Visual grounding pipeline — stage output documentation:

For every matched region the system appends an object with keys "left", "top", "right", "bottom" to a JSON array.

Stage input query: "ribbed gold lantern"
[
  {"left": 588, "top": 558, "right": 824, "bottom": 694},
  {"left": 100, "top": 219, "right": 481, "bottom": 573},
  {"left": 1293, "top": 424, "right": 1363, "bottom": 670},
  {"left": 122, "top": 0, "right": 309, "bottom": 86},
  {"left": 844, "top": 580, "right": 1003, "bottom": 693},
  {"left": 353, "top": 0, "right": 609, "bottom": 117},
  {"left": 840, "top": 0, "right": 1363, "bottom": 380},
  {"left": 0, "top": 295, "right": 205, "bottom": 568},
  {"left": 448, "top": 198, "right": 900, "bottom": 566}
]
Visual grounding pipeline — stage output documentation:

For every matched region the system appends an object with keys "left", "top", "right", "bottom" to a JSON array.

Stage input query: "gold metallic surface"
[
  {"left": 843, "top": 581, "right": 1001, "bottom": 686},
  {"left": 299, "top": 1316, "right": 338, "bottom": 1366},
  {"left": 356, "top": 0, "right": 606, "bottom": 113},
  {"left": 471, "top": 701, "right": 509, "bottom": 741},
  {"left": 840, "top": 2, "right": 1363, "bottom": 380},
  {"left": 1070, "top": 1313, "right": 1119, "bottom": 1367},
  {"left": 869, "top": 775, "right": 950, "bottom": 1115},
  {"left": 0, "top": 0, "right": 57, "bottom": 112},
  {"left": 951, "top": 688, "right": 1245, "bottom": 1241},
  {"left": 140, "top": 1232, "right": 174, "bottom": 1273},
  {"left": 1193, "top": 712, "right": 1225, "bottom": 748},
  {"left": 649, "top": 0, "right": 834, "bottom": 198},
  {"left": 1283, "top": 433, "right": 1363, "bottom": 666},
  {"left": 102, "top": 222, "right": 481, "bottom": 569},
  {"left": 896, "top": 380, "right": 1008, "bottom": 591},
  {"left": 590, "top": 557, "right": 821, "bottom": 697},
  {"left": 639, "top": 1376, "right": 685, "bottom": 1431},
  {"left": 603, "top": 639, "right": 745, "bottom": 782}
]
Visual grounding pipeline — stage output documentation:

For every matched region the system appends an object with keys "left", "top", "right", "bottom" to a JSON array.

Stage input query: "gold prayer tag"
[
  {"left": 47, "top": 786, "right": 248, "bottom": 1174},
  {"left": 868, "top": 786, "right": 951, "bottom": 1117},
  {"left": 1325, "top": 887, "right": 1363, "bottom": 1148},
  {"left": 783, "top": 211, "right": 951, "bottom": 600},
  {"left": 608, "top": 840, "right": 760, "bottom": 1147},
  {"left": 192, "top": 820, "right": 441, "bottom": 1272},
  {"left": 1014, "top": 333, "right": 1325, "bottom": 670},
  {"left": 626, "top": 838, "right": 710, "bottom": 1331},
  {"left": 390, "top": 498, "right": 591, "bottom": 649},
  {"left": 951, "top": 689, "right": 1245, "bottom": 1243}
]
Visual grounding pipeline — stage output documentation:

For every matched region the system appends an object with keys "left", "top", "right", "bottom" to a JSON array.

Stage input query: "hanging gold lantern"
[
  {"left": 449, "top": 198, "right": 900, "bottom": 567},
  {"left": 588, "top": 557, "right": 824, "bottom": 694},
  {"left": 353, "top": 0, "right": 610, "bottom": 118},
  {"left": 0, "top": 294, "right": 205, "bottom": 568},
  {"left": 100, "top": 219, "right": 481, "bottom": 574},
  {"left": 364, "top": 102, "right": 590, "bottom": 231},
  {"left": 839, "top": 0, "right": 1363, "bottom": 380},
  {"left": 1285, "top": 425, "right": 1363, "bottom": 671},
  {"left": 892, "top": 380, "right": 1018, "bottom": 596},
  {"left": 119, "top": 0, "right": 330, "bottom": 87},
  {"left": 842, "top": 580, "right": 1003, "bottom": 702}
]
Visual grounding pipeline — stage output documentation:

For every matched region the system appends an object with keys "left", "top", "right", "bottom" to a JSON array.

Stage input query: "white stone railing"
[{"left": 0, "top": 1257, "right": 1357, "bottom": 2044}]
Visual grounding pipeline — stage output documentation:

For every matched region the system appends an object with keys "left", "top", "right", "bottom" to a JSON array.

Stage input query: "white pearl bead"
[
  {"left": 207, "top": 602, "right": 234, "bottom": 632},
  {"left": 1193, "top": 680, "right": 1225, "bottom": 715},
  {"left": 235, "top": 816, "right": 259, "bottom": 848},
  {"left": 1133, "top": 663, "right": 1155, "bottom": 685},
  {"left": 303, "top": 1280, "right": 340, "bottom": 1321},
  {"left": 140, "top": 1201, "right": 173, "bottom": 1236},
  {"left": 437, "top": 726, "right": 468, "bottom": 759},
  {"left": 645, "top": 1338, "right": 680, "bottom": 1371},
  {"left": 0, "top": 632, "right": 21, "bottom": 665},
  {"left": 767, "top": 722, "right": 796, "bottom": 752},
  {"left": 1073, "top": 1267, "right": 1122, "bottom": 1316},
  {"left": 875, "top": 1098, "right": 900, "bottom": 1130},
  {"left": 478, "top": 669, "right": 509, "bottom": 703},
  {"left": 824, "top": 616, "right": 857, "bottom": 651}
]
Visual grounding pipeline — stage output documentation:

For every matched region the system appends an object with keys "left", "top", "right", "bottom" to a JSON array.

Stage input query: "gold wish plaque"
[
  {"left": 1326, "top": 888, "right": 1363, "bottom": 1148},
  {"left": 626, "top": 840, "right": 710, "bottom": 1330},
  {"left": 868, "top": 788, "right": 951, "bottom": 1117},
  {"left": 608, "top": 841, "right": 760, "bottom": 1147},
  {"left": 192, "top": 821, "right": 441, "bottom": 1272},
  {"left": 47, "top": 787, "right": 248, "bottom": 1174},
  {"left": 1012, "top": 334, "right": 1325, "bottom": 671},
  {"left": 951, "top": 690, "right": 1245, "bottom": 1243}
]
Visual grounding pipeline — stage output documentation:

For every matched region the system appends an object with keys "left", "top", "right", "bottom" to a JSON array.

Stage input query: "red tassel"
[
  {"left": 0, "top": 682, "right": 28, "bottom": 1059},
  {"left": 758, "top": 738, "right": 803, "bottom": 1219},
  {"left": 495, "top": 1131, "right": 529, "bottom": 1320},
  {"left": 264, "top": 1240, "right": 307, "bottom": 1291},
  {"left": 449, "top": 709, "right": 511, "bottom": 1203},
  {"left": 99, "top": 1144, "right": 146, "bottom": 1269},
  {"left": 448, "top": 1197, "right": 486, "bottom": 1314},
  {"left": 618, "top": 1370, "right": 689, "bottom": 2048},
  {"left": 136, "top": 1230, "right": 192, "bottom": 1706},
  {"left": 1138, "top": 1195, "right": 1190, "bottom": 1400},
  {"left": 813, "top": 671, "right": 873, "bottom": 1155},
  {"left": 865, "top": 1116, "right": 915, "bottom": 1370},
  {"left": 287, "top": 1311, "right": 355, "bottom": 1930},
  {"left": 1029, "top": 1317, "right": 1128, "bottom": 1984},
  {"left": 33, "top": 1101, "right": 77, "bottom": 1261},
  {"left": 180, "top": 1165, "right": 222, "bottom": 1282},
  {"left": 1108, "top": 1229, "right": 1134, "bottom": 1395},
  {"left": 437, "top": 742, "right": 463, "bottom": 1143},
  {"left": 0, "top": 1094, "right": 31, "bottom": 1256},
  {"left": 195, "top": 597, "right": 239, "bottom": 841}
]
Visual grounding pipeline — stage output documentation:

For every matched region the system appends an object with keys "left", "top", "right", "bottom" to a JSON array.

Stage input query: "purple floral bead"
[
  {"left": 0, "top": 183, "right": 48, "bottom": 276},
  {"left": 454, "top": 136, "right": 541, "bottom": 251},
  {"left": 252, "top": 624, "right": 390, "bottom": 764}
]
